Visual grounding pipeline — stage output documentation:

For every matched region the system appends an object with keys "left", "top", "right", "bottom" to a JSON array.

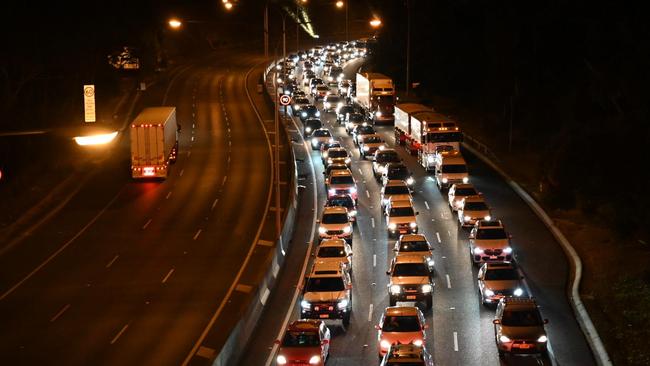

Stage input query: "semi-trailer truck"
[
  {"left": 355, "top": 72, "right": 395, "bottom": 124},
  {"left": 130, "top": 107, "right": 179, "bottom": 179}
]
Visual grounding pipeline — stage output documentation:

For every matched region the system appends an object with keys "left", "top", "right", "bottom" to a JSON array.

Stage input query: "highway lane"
[
  {"left": 241, "top": 56, "right": 594, "bottom": 365},
  {"left": 0, "top": 52, "right": 273, "bottom": 365}
]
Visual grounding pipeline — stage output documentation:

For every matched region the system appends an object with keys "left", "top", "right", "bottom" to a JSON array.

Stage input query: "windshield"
[
  {"left": 382, "top": 315, "right": 421, "bottom": 332},
  {"left": 318, "top": 246, "right": 346, "bottom": 258},
  {"left": 501, "top": 309, "right": 544, "bottom": 327},
  {"left": 328, "top": 197, "right": 353, "bottom": 208},
  {"left": 349, "top": 114, "right": 363, "bottom": 122},
  {"left": 282, "top": 332, "right": 320, "bottom": 347},
  {"left": 399, "top": 240, "right": 430, "bottom": 252},
  {"left": 476, "top": 228, "right": 507, "bottom": 240},
  {"left": 455, "top": 188, "right": 478, "bottom": 196},
  {"left": 328, "top": 150, "right": 348, "bottom": 158},
  {"left": 358, "top": 126, "right": 375, "bottom": 134},
  {"left": 388, "top": 166, "right": 409, "bottom": 178},
  {"left": 305, "top": 277, "right": 345, "bottom": 292},
  {"left": 464, "top": 202, "right": 488, "bottom": 211},
  {"left": 306, "top": 120, "right": 322, "bottom": 128},
  {"left": 330, "top": 176, "right": 354, "bottom": 185},
  {"left": 322, "top": 213, "right": 349, "bottom": 224},
  {"left": 389, "top": 207, "right": 415, "bottom": 217},
  {"left": 295, "top": 98, "right": 309, "bottom": 104},
  {"left": 441, "top": 164, "right": 467, "bottom": 173},
  {"left": 377, "top": 152, "right": 400, "bottom": 163},
  {"left": 384, "top": 186, "right": 410, "bottom": 195},
  {"left": 313, "top": 130, "right": 331, "bottom": 137},
  {"left": 393, "top": 263, "right": 429, "bottom": 276},
  {"left": 363, "top": 136, "right": 382, "bottom": 144},
  {"left": 327, "top": 96, "right": 341, "bottom": 103},
  {"left": 427, "top": 132, "right": 463, "bottom": 143},
  {"left": 485, "top": 268, "right": 519, "bottom": 281}
]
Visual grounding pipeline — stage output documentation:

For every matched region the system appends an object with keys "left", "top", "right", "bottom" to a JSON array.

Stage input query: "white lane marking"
[
  {"left": 106, "top": 255, "right": 119, "bottom": 269},
  {"left": 453, "top": 331, "right": 459, "bottom": 351},
  {"left": 222, "top": 176, "right": 228, "bottom": 186},
  {"left": 110, "top": 324, "right": 130, "bottom": 345},
  {"left": 358, "top": 168, "right": 363, "bottom": 175},
  {"left": 373, "top": 254, "right": 377, "bottom": 267},
  {"left": 448, "top": 230, "right": 452, "bottom": 237},
  {"left": 211, "top": 198, "right": 219, "bottom": 211},
  {"left": 166, "top": 191, "right": 172, "bottom": 199},
  {"left": 180, "top": 169, "right": 184, "bottom": 177},
  {"left": 424, "top": 201, "right": 430, "bottom": 210},
  {"left": 365, "top": 190, "right": 370, "bottom": 198},
  {"left": 371, "top": 217, "right": 375, "bottom": 228},
  {"left": 436, "top": 232, "right": 442, "bottom": 243},
  {"left": 162, "top": 268, "right": 175, "bottom": 284},
  {"left": 368, "top": 304, "right": 374, "bottom": 322},
  {"left": 142, "top": 218, "right": 152, "bottom": 230},
  {"left": 193, "top": 229, "right": 202, "bottom": 241},
  {"left": 446, "top": 274, "right": 452, "bottom": 289},
  {"left": 50, "top": 304, "right": 71, "bottom": 322}
]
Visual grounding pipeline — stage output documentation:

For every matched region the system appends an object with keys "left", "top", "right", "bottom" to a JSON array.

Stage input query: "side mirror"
[
  {"left": 316, "top": 219, "right": 320, "bottom": 223},
  {"left": 274, "top": 339, "right": 281, "bottom": 345},
  {"left": 321, "top": 339, "right": 330, "bottom": 345},
  {"left": 493, "top": 319, "right": 501, "bottom": 324},
  {"left": 347, "top": 284, "right": 353, "bottom": 290},
  {"left": 544, "top": 319, "right": 549, "bottom": 324},
  {"left": 385, "top": 271, "right": 391, "bottom": 275},
  {"left": 508, "top": 234, "right": 513, "bottom": 239},
  {"left": 374, "top": 324, "right": 381, "bottom": 330},
  {"left": 424, "top": 324, "right": 429, "bottom": 329},
  {"left": 416, "top": 212, "right": 420, "bottom": 215}
]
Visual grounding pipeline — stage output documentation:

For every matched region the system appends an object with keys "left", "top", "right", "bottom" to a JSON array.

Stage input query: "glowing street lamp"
[
  {"left": 73, "top": 131, "right": 118, "bottom": 146},
  {"left": 370, "top": 18, "right": 382, "bottom": 28},
  {"left": 168, "top": 18, "right": 182, "bottom": 29},
  {"left": 336, "top": 1, "right": 344, "bottom": 8},
  {"left": 224, "top": 2, "right": 233, "bottom": 10}
]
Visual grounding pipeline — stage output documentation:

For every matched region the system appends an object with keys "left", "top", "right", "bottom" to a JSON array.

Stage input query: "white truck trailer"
[
  {"left": 130, "top": 107, "right": 179, "bottom": 179},
  {"left": 355, "top": 72, "right": 395, "bottom": 124}
]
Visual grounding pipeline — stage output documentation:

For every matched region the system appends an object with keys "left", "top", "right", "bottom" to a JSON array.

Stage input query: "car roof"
[
  {"left": 462, "top": 195, "right": 486, "bottom": 203},
  {"left": 451, "top": 183, "right": 475, "bottom": 190},
  {"left": 399, "top": 234, "right": 428, "bottom": 242},
  {"left": 394, "top": 255, "right": 426, "bottom": 264},
  {"left": 483, "top": 262, "right": 516, "bottom": 270},
  {"left": 361, "top": 134, "right": 382, "bottom": 140},
  {"left": 384, "top": 180, "right": 408, "bottom": 187},
  {"left": 309, "top": 260, "right": 345, "bottom": 277},
  {"left": 389, "top": 200, "right": 414, "bottom": 208},
  {"left": 384, "top": 306, "right": 420, "bottom": 317},
  {"left": 330, "top": 169, "right": 353, "bottom": 177},
  {"left": 287, "top": 319, "right": 321, "bottom": 332},
  {"left": 386, "top": 162, "right": 407, "bottom": 169},
  {"left": 327, "top": 147, "right": 348, "bottom": 153},
  {"left": 319, "top": 239, "right": 347, "bottom": 247},
  {"left": 322, "top": 206, "right": 349, "bottom": 214},
  {"left": 501, "top": 297, "right": 539, "bottom": 309},
  {"left": 476, "top": 219, "right": 504, "bottom": 228}
]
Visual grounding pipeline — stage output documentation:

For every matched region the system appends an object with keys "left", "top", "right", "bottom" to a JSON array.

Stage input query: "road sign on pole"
[
  {"left": 279, "top": 95, "right": 291, "bottom": 106},
  {"left": 83, "top": 85, "right": 96, "bottom": 123}
]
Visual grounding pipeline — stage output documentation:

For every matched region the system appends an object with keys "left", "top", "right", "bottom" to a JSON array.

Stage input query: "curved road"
[{"left": 0, "top": 52, "right": 273, "bottom": 365}]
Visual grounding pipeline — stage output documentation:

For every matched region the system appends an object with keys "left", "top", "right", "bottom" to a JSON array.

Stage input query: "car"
[
  {"left": 303, "top": 118, "right": 322, "bottom": 137},
  {"left": 358, "top": 134, "right": 386, "bottom": 159},
  {"left": 386, "top": 256, "right": 433, "bottom": 308},
  {"left": 275, "top": 319, "right": 330, "bottom": 366},
  {"left": 394, "top": 234, "right": 434, "bottom": 272},
  {"left": 325, "top": 169, "right": 358, "bottom": 201},
  {"left": 313, "top": 85, "right": 330, "bottom": 100},
  {"left": 303, "top": 70, "right": 316, "bottom": 84},
  {"left": 375, "top": 306, "right": 428, "bottom": 359},
  {"left": 351, "top": 123, "right": 376, "bottom": 145},
  {"left": 323, "top": 147, "right": 351, "bottom": 168},
  {"left": 327, "top": 66, "right": 344, "bottom": 82},
  {"left": 478, "top": 262, "right": 526, "bottom": 306},
  {"left": 385, "top": 199, "right": 419, "bottom": 238},
  {"left": 308, "top": 77, "right": 324, "bottom": 92},
  {"left": 345, "top": 112, "right": 365, "bottom": 134},
  {"left": 322, "top": 94, "right": 343, "bottom": 112},
  {"left": 320, "top": 140, "right": 342, "bottom": 159},
  {"left": 291, "top": 97, "right": 310, "bottom": 114},
  {"left": 469, "top": 219, "right": 513, "bottom": 264},
  {"left": 309, "top": 128, "right": 332, "bottom": 150},
  {"left": 325, "top": 81, "right": 339, "bottom": 94},
  {"left": 380, "top": 180, "right": 412, "bottom": 211},
  {"left": 338, "top": 80, "right": 351, "bottom": 96},
  {"left": 318, "top": 206, "right": 353, "bottom": 243},
  {"left": 380, "top": 344, "right": 434, "bottom": 366},
  {"left": 434, "top": 150, "right": 468, "bottom": 190},
  {"left": 315, "top": 239, "right": 353, "bottom": 272},
  {"left": 299, "top": 105, "right": 320, "bottom": 122},
  {"left": 325, "top": 194, "right": 358, "bottom": 222},
  {"left": 323, "top": 163, "right": 348, "bottom": 181},
  {"left": 381, "top": 162, "right": 415, "bottom": 189},
  {"left": 292, "top": 89, "right": 306, "bottom": 99},
  {"left": 448, "top": 183, "right": 479, "bottom": 211},
  {"left": 301, "top": 261, "right": 353, "bottom": 326},
  {"left": 458, "top": 195, "right": 491, "bottom": 227},
  {"left": 373, "top": 148, "right": 401, "bottom": 179},
  {"left": 493, "top": 297, "right": 549, "bottom": 358},
  {"left": 336, "top": 105, "right": 355, "bottom": 124}
]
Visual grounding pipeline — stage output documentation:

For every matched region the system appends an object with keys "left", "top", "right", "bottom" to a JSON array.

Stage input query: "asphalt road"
[
  {"left": 240, "top": 57, "right": 595, "bottom": 366},
  {"left": 0, "top": 52, "right": 274, "bottom": 365}
]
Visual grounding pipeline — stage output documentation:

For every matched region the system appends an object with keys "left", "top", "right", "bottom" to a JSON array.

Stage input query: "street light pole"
[
  {"left": 345, "top": 1, "right": 349, "bottom": 42},
  {"left": 405, "top": 0, "right": 411, "bottom": 96},
  {"left": 264, "top": 3, "right": 269, "bottom": 57}
]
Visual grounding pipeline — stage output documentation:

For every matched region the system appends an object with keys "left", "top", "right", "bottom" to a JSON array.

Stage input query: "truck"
[
  {"left": 434, "top": 150, "right": 469, "bottom": 190},
  {"left": 130, "top": 107, "right": 179, "bottom": 179},
  {"left": 394, "top": 103, "right": 463, "bottom": 172},
  {"left": 355, "top": 73, "right": 395, "bottom": 124}
]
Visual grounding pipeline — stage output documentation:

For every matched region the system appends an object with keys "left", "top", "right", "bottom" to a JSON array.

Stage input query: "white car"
[{"left": 315, "top": 239, "right": 353, "bottom": 272}]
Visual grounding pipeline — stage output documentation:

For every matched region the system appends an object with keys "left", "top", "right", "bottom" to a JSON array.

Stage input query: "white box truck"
[
  {"left": 355, "top": 72, "right": 395, "bottom": 124},
  {"left": 394, "top": 103, "right": 432, "bottom": 147},
  {"left": 130, "top": 107, "right": 179, "bottom": 179}
]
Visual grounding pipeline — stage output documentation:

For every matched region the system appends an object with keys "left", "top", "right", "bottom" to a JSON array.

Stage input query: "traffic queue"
[{"left": 272, "top": 40, "right": 550, "bottom": 366}]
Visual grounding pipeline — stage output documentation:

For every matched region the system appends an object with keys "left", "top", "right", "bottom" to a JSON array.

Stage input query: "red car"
[{"left": 275, "top": 320, "right": 331, "bottom": 365}]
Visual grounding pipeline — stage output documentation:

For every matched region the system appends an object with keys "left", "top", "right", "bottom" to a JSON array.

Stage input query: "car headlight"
[
  {"left": 324, "top": 102, "right": 330, "bottom": 108},
  {"left": 328, "top": 76, "right": 333, "bottom": 81},
  {"left": 406, "top": 177, "right": 414, "bottom": 185},
  {"left": 427, "top": 257, "right": 434, "bottom": 267},
  {"left": 412, "top": 339, "right": 423, "bottom": 346},
  {"left": 376, "top": 111, "right": 382, "bottom": 117},
  {"left": 503, "top": 247, "right": 512, "bottom": 254},
  {"left": 337, "top": 299, "right": 349, "bottom": 309},
  {"left": 484, "top": 215, "right": 492, "bottom": 221},
  {"left": 301, "top": 300, "right": 311, "bottom": 309},
  {"left": 343, "top": 226, "right": 351, "bottom": 234},
  {"left": 484, "top": 288, "right": 495, "bottom": 296},
  {"left": 427, "top": 155, "right": 435, "bottom": 163},
  {"left": 276, "top": 355, "right": 288, "bottom": 365},
  {"left": 389, "top": 284, "right": 401, "bottom": 294},
  {"left": 499, "top": 335, "right": 511, "bottom": 343},
  {"left": 464, "top": 215, "right": 471, "bottom": 222},
  {"left": 328, "top": 189, "right": 336, "bottom": 195},
  {"left": 382, "top": 198, "right": 389, "bottom": 205},
  {"left": 380, "top": 339, "right": 391, "bottom": 349},
  {"left": 514, "top": 288, "right": 524, "bottom": 297},
  {"left": 318, "top": 227, "right": 327, "bottom": 235},
  {"left": 388, "top": 223, "right": 397, "bottom": 230},
  {"left": 537, "top": 335, "right": 548, "bottom": 343},
  {"left": 306, "top": 127, "right": 312, "bottom": 133},
  {"left": 349, "top": 210, "right": 357, "bottom": 217},
  {"left": 315, "top": 111, "right": 321, "bottom": 117},
  {"left": 409, "top": 222, "right": 417, "bottom": 229},
  {"left": 379, "top": 145, "right": 386, "bottom": 150},
  {"left": 473, "top": 247, "right": 484, "bottom": 255},
  {"left": 277, "top": 78, "right": 283, "bottom": 83},
  {"left": 421, "top": 284, "right": 432, "bottom": 293},
  {"left": 349, "top": 187, "right": 357, "bottom": 194},
  {"left": 442, "top": 177, "right": 448, "bottom": 183},
  {"left": 301, "top": 112, "right": 307, "bottom": 117},
  {"left": 327, "top": 159, "right": 333, "bottom": 164},
  {"left": 309, "top": 355, "right": 321, "bottom": 365},
  {"left": 345, "top": 157, "right": 351, "bottom": 164},
  {"left": 337, "top": 102, "right": 343, "bottom": 108},
  {"left": 462, "top": 176, "right": 469, "bottom": 183},
  {"left": 294, "top": 105, "right": 301, "bottom": 110},
  {"left": 312, "top": 138, "right": 318, "bottom": 145},
  {"left": 363, "top": 146, "right": 370, "bottom": 151}
]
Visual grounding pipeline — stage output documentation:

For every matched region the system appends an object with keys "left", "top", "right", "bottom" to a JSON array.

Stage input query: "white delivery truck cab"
[
  {"left": 434, "top": 150, "right": 469, "bottom": 190},
  {"left": 130, "top": 107, "right": 179, "bottom": 179}
]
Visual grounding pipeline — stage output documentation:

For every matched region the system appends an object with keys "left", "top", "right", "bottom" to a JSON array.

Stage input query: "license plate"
[
  {"left": 399, "top": 230, "right": 407, "bottom": 234},
  {"left": 490, "top": 256, "right": 498, "bottom": 259},
  {"left": 406, "top": 295, "right": 416, "bottom": 300},
  {"left": 517, "top": 344, "right": 532, "bottom": 349},
  {"left": 319, "top": 314, "right": 329, "bottom": 318}
]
